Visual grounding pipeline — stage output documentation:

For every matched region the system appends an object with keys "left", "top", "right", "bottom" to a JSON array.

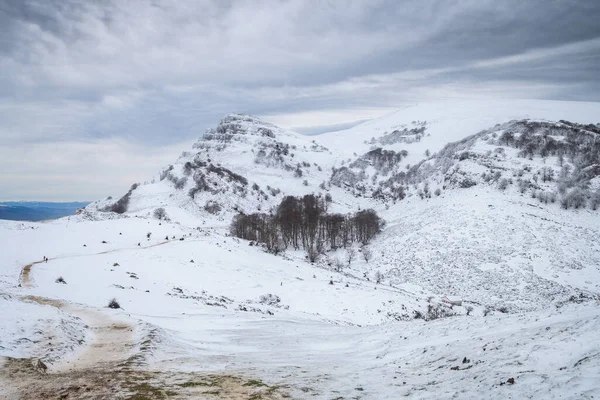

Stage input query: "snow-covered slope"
[
  {"left": 2, "top": 99, "right": 600, "bottom": 399},
  {"left": 318, "top": 99, "right": 600, "bottom": 160}
]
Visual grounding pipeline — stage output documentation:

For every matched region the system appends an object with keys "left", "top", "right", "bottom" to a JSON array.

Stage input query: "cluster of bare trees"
[{"left": 231, "top": 194, "right": 383, "bottom": 259}]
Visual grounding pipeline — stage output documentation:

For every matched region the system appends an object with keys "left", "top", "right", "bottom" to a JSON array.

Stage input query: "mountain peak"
[{"left": 204, "top": 113, "right": 285, "bottom": 140}]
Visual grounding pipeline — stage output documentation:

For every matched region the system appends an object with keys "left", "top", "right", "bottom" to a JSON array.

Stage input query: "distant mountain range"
[{"left": 0, "top": 201, "right": 90, "bottom": 221}]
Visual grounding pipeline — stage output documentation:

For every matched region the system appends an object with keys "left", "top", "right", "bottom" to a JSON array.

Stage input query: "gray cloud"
[{"left": 1, "top": 0, "right": 599, "bottom": 200}]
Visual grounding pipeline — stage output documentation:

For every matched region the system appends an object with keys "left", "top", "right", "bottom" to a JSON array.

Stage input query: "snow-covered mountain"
[{"left": 2, "top": 99, "right": 600, "bottom": 399}]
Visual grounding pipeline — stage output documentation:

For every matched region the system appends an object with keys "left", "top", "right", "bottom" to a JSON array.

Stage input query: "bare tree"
[
  {"left": 306, "top": 246, "right": 319, "bottom": 263},
  {"left": 346, "top": 248, "right": 356, "bottom": 266},
  {"left": 334, "top": 257, "right": 344, "bottom": 272},
  {"left": 362, "top": 247, "right": 373, "bottom": 263},
  {"left": 374, "top": 270, "right": 383, "bottom": 284}
]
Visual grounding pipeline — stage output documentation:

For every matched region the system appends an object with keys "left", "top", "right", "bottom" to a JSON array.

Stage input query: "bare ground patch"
[
  {"left": 3, "top": 296, "right": 290, "bottom": 399},
  {"left": 0, "top": 357, "right": 290, "bottom": 399}
]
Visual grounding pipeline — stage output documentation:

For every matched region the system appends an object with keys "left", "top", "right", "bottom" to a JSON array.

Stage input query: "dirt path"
[
  {"left": 5, "top": 245, "right": 291, "bottom": 399},
  {"left": 19, "top": 259, "right": 45, "bottom": 288},
  {"left": 0, "top": 293, "right": 137, "bottom": 399}
]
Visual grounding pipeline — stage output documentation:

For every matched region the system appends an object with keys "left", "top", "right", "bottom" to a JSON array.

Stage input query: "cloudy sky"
[{"left": 1, "top": 0, "right": 599, "bottom": 201}]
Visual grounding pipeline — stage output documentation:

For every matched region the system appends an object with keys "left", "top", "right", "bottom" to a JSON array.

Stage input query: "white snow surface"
[{"left": 2, "top": 99, "right": 600, "bottom": 399}]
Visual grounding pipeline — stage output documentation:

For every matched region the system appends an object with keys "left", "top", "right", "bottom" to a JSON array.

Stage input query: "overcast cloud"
[{"left": 1, "top": 0, "right": 599, "bottom": 201}]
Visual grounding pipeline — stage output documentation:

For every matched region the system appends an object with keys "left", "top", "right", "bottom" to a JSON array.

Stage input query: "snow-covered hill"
[{"left": 2, "top": 99, "right": 600, "bottom": 399}]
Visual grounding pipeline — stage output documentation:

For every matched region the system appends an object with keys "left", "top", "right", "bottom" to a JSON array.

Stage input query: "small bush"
[
  {"left": 258, "top": 294, "right": 281, "bottom": 306},
  {"left": 425, "top": 303, "right": 453, "bottom": 320},
  {"left": 374, "top": 270, "right": 383, "bottom": 284},
  {"left": 55, "top": 276, "right": 67, "bottom": 284},
  {"left": 153, "top": 207, "right": 167, "bottom": 220},
  {"left": 498, "top": 178, "right": 509, "bottom": 190},
  {"left": 204, "top": 200, "right": 222, "bottom": 214},
  {"left": 459, "top": 178, "right": 477, "bottom": 188},
  {"left": 108, "top": 298, "right": 121, "bottom": 309},
  {"left": 174, "top": 177, "right": 188, "bottom": 190}
]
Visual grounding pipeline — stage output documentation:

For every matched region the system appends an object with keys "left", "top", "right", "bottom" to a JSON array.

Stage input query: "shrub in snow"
[
  {"left": 459, "top": 177, "right": 477, "bottom": 188},
  {"left": 498, "top": 178, "right": 509, "bottom": 190},
  {"left": 258, "top": 294, "right": 281, "bottom": 306},
  {"left": 561, "top": 188, "right": 587, "bottom": 209},
  {"left": 434, "top": 188, "right": 442, "bottom": 196},
  {"left": 153, "top": 207, "right": 167, "bottom": 220},
  {"left": 483, "top": 305, "right": 494, "bottom": 317},
  {"left": 346, "top": 248, "right": 356, "bottom": 266},
  {"left": 160, "top": 165, "right": 174, "bottom": 181},
  {"left": 174, "top": 176, "right": 187, "bottom": 190},
  {"left": 425, "top": 303, "right": 454, "bottom": 321},
  {"left": 55, "top": 276, "right": 67, "bottom": 284},
  {"left": 374, "top": 270, "right": 383, "bottom": 284},
  {"left": 108, "top": 298, "right": 120, "bottom": 309},
  {"left": 204, "top": 200, "right": 222, "bottom": 215}
]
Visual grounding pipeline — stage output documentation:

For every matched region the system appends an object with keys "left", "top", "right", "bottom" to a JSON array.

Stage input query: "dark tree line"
[{"left": 231, "top": 194, "right": 383, "bottom": 258}]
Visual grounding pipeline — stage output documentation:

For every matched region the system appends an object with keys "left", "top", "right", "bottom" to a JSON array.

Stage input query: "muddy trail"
[
  {"left": 1, "top": 356, "right": 291, "bottom": 400},
  {"left": 6, "top": 247, "right": 291, "bottom": 399},
  {"left": 19, "top": 259, "right": 46, "bottom": 288}
]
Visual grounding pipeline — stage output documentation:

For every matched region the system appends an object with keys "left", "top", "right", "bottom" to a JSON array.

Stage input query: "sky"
[{"left": 1, "top": 0, "right": 599, "bottom": 201}]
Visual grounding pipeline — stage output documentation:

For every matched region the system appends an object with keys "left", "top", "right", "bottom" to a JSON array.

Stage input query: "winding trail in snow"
[{"left": 6, "top": 238, "right": 290, "bottom": 399}]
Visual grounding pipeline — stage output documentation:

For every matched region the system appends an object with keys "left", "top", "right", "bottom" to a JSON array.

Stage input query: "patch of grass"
[
  {"left": 243, "top": 379, "right": 267, "bottom": 387},
  {"left": 178, "top": 381, "right": 213, "bottom": 388},
  {"left": 264, "top": 385, "right": 282, "bottom": 395},
  {"left": 125, "top": 382, "right": 171, "bottom": 400}
]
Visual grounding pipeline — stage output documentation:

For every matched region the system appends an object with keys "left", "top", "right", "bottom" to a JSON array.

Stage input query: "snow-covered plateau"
[{"left": 1, "top": 99, "right": 599, "bottom": 399}]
